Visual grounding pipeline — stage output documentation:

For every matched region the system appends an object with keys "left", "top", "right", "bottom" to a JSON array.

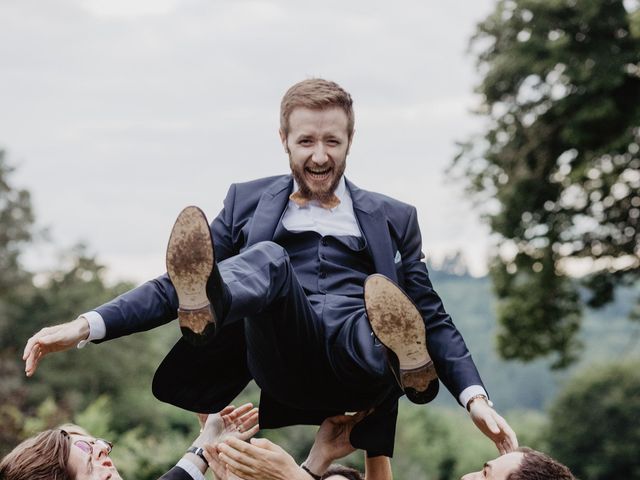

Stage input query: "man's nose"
[
  {"left": 94, "top": 444, "right": 111, "bottom": 460},
  {"left": 311, "top": 145, "right": 329, "bottom": 164}
]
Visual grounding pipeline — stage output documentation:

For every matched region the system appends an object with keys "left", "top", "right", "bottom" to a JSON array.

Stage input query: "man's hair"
[
  {"left": 0, "top": 429, "right": 71, "bottom": 480},
  {"left": 280, "top": 78, "right": 355, "bottom": 138},
  {"left": 321, "top": 463, "right": 364, "bottom": 480},
  {"left": 507, "top": 447, "right": 575, "bottom": 480}
]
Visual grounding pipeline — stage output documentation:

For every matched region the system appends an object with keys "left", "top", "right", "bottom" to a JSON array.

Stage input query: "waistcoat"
[{"left": 273, "top": 221, "right": 375, "bottom": 297}]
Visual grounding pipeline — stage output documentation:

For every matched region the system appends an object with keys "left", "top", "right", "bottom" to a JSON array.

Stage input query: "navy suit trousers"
[{"left": 214, "top": 241, "right": 401, "bottom": 456}]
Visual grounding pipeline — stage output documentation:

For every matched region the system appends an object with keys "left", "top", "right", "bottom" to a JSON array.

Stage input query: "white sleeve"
[
  {"left": 76, "top": 311, "right": 106, "bottom": 348},
  {"left": 458, "top": 385, "right": 489, "bottom": 409},
  {"left": 175, "top": 459, "right": 206, "bottom": 480}
]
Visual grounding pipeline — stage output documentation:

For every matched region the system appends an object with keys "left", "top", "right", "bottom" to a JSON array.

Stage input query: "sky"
[{"left": 1, "top": 0, "right": 497, "bottom": 284}]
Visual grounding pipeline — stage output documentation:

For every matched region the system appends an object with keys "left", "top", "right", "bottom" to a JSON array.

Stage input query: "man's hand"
[
  {"left": 196, "top": 403, "right": 259, "bottom": 447},
  {"left": 194, "top": 403, "right": 259, "bottom": 480},
  {"left": 304, "top": 411, "right": 368, "bottom": 474},
  {"left": 207, "top": 437, "right": 309, "bottom": 480},
  {"left": 468, "top": 399, "right": 518, "bottom": 455},
  {"left": 23, "top": 318, "right": 89, "bottom": 377}
]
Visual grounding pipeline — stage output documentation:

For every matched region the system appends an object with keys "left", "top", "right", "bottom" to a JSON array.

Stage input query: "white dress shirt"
[{"left": 282, "top": 176, "right": 361, "bottom": 237}]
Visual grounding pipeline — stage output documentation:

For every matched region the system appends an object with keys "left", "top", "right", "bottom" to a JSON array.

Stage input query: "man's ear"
[
  {"left": 279, "top": 129, "right": 289, "bottom": 153},
  {"left": 346, "top": 130, "right": 355, "bottom": 155}
]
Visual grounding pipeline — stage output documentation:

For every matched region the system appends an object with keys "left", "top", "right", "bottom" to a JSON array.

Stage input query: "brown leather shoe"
[
  {"left": 166, "top": 206, "right": 218, "bottom": 345},
  {"left": 364, "top": 274, "right": 438, "bottom": 404}
]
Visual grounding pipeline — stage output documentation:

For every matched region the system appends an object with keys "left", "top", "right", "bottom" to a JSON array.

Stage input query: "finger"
[
  {"left": 221, "top": 437, "right": 265, "bottom": 460},
  {"left": 497, "top": 440, "right": 506, "bottom": 456},
  {"left": 496, "top": 418, "right": 518, "bottom": 451},
  {"left": 239, "top": 423, "right": 260, "bottom": 440},
  {"left": 230, "top": 403, "right": 254, "bottom": 419},
  {"left": 351, "top": 410, "right": 368, "bottom": 423},
  {"left": 225, "top": 436, "right": 255, "bottom": 452},
  {"left": 220, "top": 405, "right": 235, "bottom": 416},
  {"left": 329, "top": 414, "right": 353, "bottom": 424},
  {"left": 485, "top": 414, "right": 500, "bottom": 435},
  {"left": 25, "top": 344, "right": 42, "bottom": 376},
  {"left": 218, "top": 449, "right": 256, "bottom": 475},
  {"left": 238, "top": 407, "right": 258, "bottom": 422},
  {"left": 224, "top": 404, "right": 253, "bottom": 428},
  {"left": 249, "top": 437, "right": 276, "bottom": 450},
  {"left": 228, "top": 463, "right": 256, "bottom": 480},
  {"left": 239, "top": 410, "right": 259, "bottom": 430},
  {"left": 23, "top": 334, "right": 41, "bottom": 360}
]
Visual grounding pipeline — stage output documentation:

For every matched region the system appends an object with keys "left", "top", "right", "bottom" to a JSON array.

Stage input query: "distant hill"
[{"left": 426, "top": 270, "right": 640, "bottom": 411}]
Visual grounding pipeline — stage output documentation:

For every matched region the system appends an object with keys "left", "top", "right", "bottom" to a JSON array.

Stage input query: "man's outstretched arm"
[{"left": 23, "top": 316, "right": 89, "bottom": 376}]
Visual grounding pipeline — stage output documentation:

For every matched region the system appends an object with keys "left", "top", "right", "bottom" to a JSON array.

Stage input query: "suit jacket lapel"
[
  {"left": 246, "top": 176, "right": 292, "bottom": 247},
  {"left": 347, "top": 179, "right": 398, "bottom": 282}
]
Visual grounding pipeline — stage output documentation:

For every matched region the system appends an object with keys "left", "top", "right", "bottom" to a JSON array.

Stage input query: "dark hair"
[
  {"left": 321, "top": 463, "right": 364, "bottom": 480},
  {"left": 280, "top": 78, "right": 355, "bottom": 138},
  {"left": 0, "top": 429, "right": 71, "bottom": 480},
  {"left": 507, "top": 447, "right": 575, "bottom": 480}
]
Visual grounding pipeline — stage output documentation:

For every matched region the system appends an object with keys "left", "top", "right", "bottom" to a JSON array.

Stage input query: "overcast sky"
[{"left": 1, "top": 0, "right": 497, "bottom": 284}]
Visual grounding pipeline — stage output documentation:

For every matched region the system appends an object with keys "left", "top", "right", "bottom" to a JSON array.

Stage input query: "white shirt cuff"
[
  {"left": 176, "top": 458, "right": 206, "bottom": 480},
  {"left": 76, "top": 311, "right": 106, "bottom": 348},
  {"left": 458, "top": 385, "right": 488, "bottom": 409}
]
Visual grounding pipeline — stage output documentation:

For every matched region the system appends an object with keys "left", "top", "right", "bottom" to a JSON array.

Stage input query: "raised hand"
[
  {"left": 308, "top": 411, "right": 368, "bottom": 465},
  {"left": 197, "top": 403, "right": 259, "bottom": 448},
  {"left": 469, "top": 400, "right": 518, "bottom": 455},
  {"left": 207, "top": 437, "right": 308, "bottom": 480},
  {"left": 23, "top": 318, "right": 89, "bottom": 377}
]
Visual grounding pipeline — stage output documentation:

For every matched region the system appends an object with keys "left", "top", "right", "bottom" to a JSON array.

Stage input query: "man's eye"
[{"left": 327, "top": 140, "right": 339, "bottom": 146}]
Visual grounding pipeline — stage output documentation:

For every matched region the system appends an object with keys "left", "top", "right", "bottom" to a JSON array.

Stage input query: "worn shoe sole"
[
  {"left": 364, "top": 274, "right": 438, "bottom": 401},
  {"left": 166, "top": 206, "right": 216, "bottom": 343}
]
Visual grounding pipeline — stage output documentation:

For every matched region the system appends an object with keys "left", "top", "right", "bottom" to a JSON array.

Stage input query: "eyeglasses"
[{"left": 73, "top": 438, "right": 113, "bottom": 456}]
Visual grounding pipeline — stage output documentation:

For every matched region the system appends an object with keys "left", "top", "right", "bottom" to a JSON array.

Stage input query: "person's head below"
[
  {"left": 321, "top": 463, "right": 363, "bottom": 480},
  {"left": 461, "top": 447, "right": 575, "bottom": 480},
  {"left": 0, "top": 425, "right": 121, "bottom": 480},
  {"left": 279, "top": 78, "right": 355, "bottom": 205}
]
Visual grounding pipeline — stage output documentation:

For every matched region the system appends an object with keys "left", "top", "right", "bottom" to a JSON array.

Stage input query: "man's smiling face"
[{"left": 281, "top": 106, "right": 352, "bottom": 203}]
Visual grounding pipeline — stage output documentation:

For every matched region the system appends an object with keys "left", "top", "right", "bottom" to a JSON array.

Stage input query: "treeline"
[{"left": 1, "top": 147, "right": 638, "bottom": 477}]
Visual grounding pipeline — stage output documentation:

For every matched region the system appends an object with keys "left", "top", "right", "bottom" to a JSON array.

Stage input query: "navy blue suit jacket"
[{"left": 96, "top": 175, "right": 483, "bottom": 408}]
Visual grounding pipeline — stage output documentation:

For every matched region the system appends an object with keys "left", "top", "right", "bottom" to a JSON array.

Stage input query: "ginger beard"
[{"left": 288, "top": 154, "right": 346, "bottom": 204}]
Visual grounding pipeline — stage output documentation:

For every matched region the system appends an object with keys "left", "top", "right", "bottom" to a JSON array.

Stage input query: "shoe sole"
[
  {"left": 166, "top": 206, "right": 216, "bottom": 337},
  {"left": 364, "top": 274, "right": 437, "bottom": 393}
]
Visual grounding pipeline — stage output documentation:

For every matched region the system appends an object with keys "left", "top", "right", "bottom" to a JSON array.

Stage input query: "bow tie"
[{"left": 289, "top": 191, "right": 341, "bottom": 210}]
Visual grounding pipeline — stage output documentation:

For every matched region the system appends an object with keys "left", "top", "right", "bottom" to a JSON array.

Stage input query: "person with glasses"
[{"left": 0, "top": 403, "right": 258, "bottom": 480}]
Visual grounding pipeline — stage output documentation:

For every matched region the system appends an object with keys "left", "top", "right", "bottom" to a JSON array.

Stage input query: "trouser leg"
[{"left": 216, "top": 241, "right": 398, "bottom": 411}]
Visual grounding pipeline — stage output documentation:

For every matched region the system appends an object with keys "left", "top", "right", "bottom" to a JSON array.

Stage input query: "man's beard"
[{"left": 290, "top": 158, "right": 346, "bottom": 203}]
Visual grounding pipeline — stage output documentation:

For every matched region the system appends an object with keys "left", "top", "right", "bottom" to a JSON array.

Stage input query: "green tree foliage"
[
  {"left": 0, "top": 154, "right": 194, "bottom": 459},
  {"left": 0, "top": 150, "right": 35, "bottom": 457},
  {"left": 0, "top": 150, "right": 34, "bottom": 297},
  {"left": 453, "top": 0, "right": 640, "bottom": 368},
  {"left": 547, "top": 360, "right": 640, "bottom": 478}
]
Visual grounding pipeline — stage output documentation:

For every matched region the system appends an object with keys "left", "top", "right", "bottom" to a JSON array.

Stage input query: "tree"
[
  {"left": 0, "top": 150, "right": 34, "bottom": 296},
  {"left": 0, "top": 150, "right": 35, "bottom": 457},
  {"left": 453, "top": 0, "right": 640, "bottom": 368},
  {"left": 547, "top": 360, "right": 640, "bottom": 478}
]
